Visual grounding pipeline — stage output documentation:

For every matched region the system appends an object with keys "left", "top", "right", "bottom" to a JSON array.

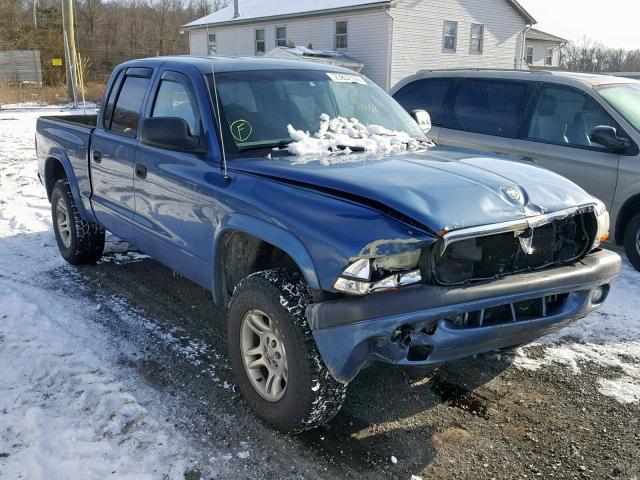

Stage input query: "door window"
[
  {"left": 110, "top": 75, "right": 151, "bottom": 137},
  {"left": 152, "top": 79, "right": 199, "bottom": 135},
  {"left": 393, "top": 78, "right": 453, "bottom": 126},
  {"left": 527, "top": 85, "right": 617, "bottom": 150},
  {"left": 449, "top": 79, "right": 528, "bottom": 138},
  {"left": 102, "top": 69, "right": 122, "bottom": 129}
]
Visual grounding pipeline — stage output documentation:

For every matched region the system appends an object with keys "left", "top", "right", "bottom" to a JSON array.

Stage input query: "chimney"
[{"left": 233, "top": 0, "right": 240, "bottom": 18}]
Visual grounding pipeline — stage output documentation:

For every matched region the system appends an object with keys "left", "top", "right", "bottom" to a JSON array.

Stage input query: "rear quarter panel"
[{"left": 36, "top": 117, "right": 96, "bottom": 221}]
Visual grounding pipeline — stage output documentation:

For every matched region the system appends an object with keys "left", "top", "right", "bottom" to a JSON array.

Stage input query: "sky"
[{"left": 518, "top": 0, "right": 640, "bottom": 50}]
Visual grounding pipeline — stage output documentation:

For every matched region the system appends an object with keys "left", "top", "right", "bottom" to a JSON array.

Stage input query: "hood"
[{"left": 230, "top": 146, "right": 596, "bottom": 234}]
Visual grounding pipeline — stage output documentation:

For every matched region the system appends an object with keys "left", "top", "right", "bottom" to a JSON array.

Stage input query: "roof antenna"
[{"left": 204, "top": 2, "right": 229, "bottom": 180}]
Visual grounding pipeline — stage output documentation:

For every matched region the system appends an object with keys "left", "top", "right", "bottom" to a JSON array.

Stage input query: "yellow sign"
[{"left": 52, "top": 58, "right": 63, "bottom": 67}]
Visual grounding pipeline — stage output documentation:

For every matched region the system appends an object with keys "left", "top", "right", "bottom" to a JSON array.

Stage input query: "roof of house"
[
  {"left": 526, "top": 28, "right": 568, "bottom": 44},
  {"left": 183, "top": 0, "right": 536, "bottom": 29}
]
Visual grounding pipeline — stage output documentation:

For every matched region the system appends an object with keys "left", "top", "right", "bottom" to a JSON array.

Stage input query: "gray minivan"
[{"left": 391, "top": 70, "right": 640, "bottom": 270}]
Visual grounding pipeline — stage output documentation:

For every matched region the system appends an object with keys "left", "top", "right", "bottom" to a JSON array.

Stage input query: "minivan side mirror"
[
  {"left": 590, "top": 125, "right": 630, "bottom": 152},
  {"left": 412, "top": 109, "right": 432, "bottom": 134},
  {"left": 140, "top": 117, "right": 206, "bottom": 154}
]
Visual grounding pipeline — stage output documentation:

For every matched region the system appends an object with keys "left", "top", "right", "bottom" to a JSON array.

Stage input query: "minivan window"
[
  {"left": 393, "top": 78, "right": 453, "bottom": 126},
  {"left": 528, "top": 85, "right": 617, "bottom": 149},
  {"left": 110, "top": 75, "right": 150, "bottom": 136},
  {"left": 152, "top": 79, "right": 199, "bottom": 135},
  {"left": 597, "top": 83, "right": 640, "bottom": 133},
  {"left": 449, "top": 79, "right": 528, "bottom": 138}
]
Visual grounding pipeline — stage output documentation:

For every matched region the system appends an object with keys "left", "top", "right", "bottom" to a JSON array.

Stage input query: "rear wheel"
[
  {"left": 51, "top": 179, "right": 105, "bottom": 265},
  {"left": 228, "top": 268, "right": 347, "bottom": 433},
  {"left": 624, "top": 212, "right": 640, "bottom": 271}
]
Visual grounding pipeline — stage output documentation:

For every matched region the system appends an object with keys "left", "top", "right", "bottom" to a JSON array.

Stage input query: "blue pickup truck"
[{"left": 36, "top": 56, "right": 621, "bottom": 433}]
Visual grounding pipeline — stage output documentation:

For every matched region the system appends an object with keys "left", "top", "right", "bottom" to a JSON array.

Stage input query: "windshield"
[
  {"left": 596, "top": 83, "right": 640, "bottom": 133},
  {"left": 206, "top": 69, "right": 426, "bottom": 154}
]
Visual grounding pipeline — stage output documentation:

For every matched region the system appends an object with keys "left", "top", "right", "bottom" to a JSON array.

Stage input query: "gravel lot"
[{"left": 1, "top": 107, "right": 639, "bottom": 480}]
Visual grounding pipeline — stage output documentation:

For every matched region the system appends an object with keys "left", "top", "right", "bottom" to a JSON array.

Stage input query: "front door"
[
  {"left": 90, "top": 67, "right": 153, "bottom": 238},
  {"left": 514, "top": 84, "right": 622, "bottom": 207}
]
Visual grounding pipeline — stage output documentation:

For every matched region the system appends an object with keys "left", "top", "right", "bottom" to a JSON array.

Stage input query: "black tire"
[
  {"left": 624, "top": 211, "right": 640, "bottom": 271},
  {"left": 51, "top": 179, "right": 105, "bottom": 265},
  {"left": 228, "top": 268, "right": 347, "bottom": 433}
]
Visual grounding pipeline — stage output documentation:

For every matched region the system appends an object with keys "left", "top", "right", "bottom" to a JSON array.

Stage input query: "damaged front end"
[{"left": 309, "top": 204, "right": 619, "bottom": 384}]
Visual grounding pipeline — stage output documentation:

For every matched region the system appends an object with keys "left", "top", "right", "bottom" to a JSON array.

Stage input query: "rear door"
[
  {"left": 438, "top": 78, "right": 532, "bottom": 157},
  {"left": 392, "top": 77, "right": 455, "bottom": 141},
  {"left": 90, "top": 67, "right": 153, "bottom": 237},
  {"left": 513, "top": 84, "right": 625, "bottom": 207},
  {"left": 131, "top": 68, "right": 218, "bottom": 288}
]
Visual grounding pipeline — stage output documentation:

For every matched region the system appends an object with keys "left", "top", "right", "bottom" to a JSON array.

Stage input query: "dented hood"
[{"left": 230, "top": 146, "right": 596, "bottom": 234}]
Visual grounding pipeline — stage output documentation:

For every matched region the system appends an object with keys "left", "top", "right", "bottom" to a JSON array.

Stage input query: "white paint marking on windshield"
[{"left": 326, "top": 72, "right": 367, "bottom": 85}]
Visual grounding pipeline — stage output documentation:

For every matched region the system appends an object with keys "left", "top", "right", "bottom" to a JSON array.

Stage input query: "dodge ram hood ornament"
[{"left": 502, "top": 186, "right": 523, "bottom": 202}]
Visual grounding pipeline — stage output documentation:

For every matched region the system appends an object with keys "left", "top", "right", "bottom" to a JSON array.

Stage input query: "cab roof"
[{"left": 119, "top": 55, "right": 354, "bottom": 75}]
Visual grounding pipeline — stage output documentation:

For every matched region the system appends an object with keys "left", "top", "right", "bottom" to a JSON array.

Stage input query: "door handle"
[
  {"left": 135, "top": 163, "right": 147, "bottom": 179},
  {"left": 92, "top": 150, "right": 102, "bottom": 163}
]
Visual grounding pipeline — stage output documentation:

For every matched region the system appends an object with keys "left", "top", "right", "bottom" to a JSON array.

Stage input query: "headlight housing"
[
  {"left": 333, "top": 249, "right": 423, "bottom": 295},
  {"left": 592, "top": 199, "right": 610, "bottom": 250}
]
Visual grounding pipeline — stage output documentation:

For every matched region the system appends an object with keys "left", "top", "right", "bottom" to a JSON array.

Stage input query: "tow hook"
[{"left": 391, "top": 325, "right": 413, "bottom": 349}]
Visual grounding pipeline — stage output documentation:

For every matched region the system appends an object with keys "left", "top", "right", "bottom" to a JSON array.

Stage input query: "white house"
[
  {"left": 183, "top": 0, "right": 537, "bottom": 90},
  {"left": 525, "top": 28, "right": 568, "bottom": 70}
]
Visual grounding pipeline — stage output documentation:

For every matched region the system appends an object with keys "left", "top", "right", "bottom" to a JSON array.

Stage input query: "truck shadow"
[{"left": 68, "top": 243, "right": 518, "bottom": 478}]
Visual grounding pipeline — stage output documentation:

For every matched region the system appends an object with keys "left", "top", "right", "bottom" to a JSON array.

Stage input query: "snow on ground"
[
  {"left": 513, "top": 259, "right": 640, "bottom": 404},
  {"left": 285, "top": 114, "right": 432, "bottom": 157},
  {"left": 0, "top": 106, "right": 224, "bottom": 479}
]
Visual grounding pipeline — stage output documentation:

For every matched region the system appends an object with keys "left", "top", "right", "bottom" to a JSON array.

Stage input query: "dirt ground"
[{"left": 65, "top": 245, "right": 639, "bottom": 480}]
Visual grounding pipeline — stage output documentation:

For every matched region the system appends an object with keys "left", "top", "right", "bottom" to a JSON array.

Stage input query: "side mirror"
[
  {"left": 590, "top": 125, "right": 630, "bottom": 152},
  {"left": 140, "top": 117, "right": 206, "bottom": 153},
  {"left": 412, "top": 109, "right": 432, "bottom": 134}
]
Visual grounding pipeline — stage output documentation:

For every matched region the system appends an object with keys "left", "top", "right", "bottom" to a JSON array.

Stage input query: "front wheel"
[
  {"left": 228, "top": 269, "right": 347, "bottom": 433},
  {"left": 624, "top": 212, "right": 640, "bottom": 271},
  {"left": 51, "top": 179, "right": 105, "bottom": 265}
]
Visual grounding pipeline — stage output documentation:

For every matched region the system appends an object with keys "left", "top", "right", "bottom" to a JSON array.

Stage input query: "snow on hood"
[{"left": 285, "top": 114, "right": 433, "bottom": 156}]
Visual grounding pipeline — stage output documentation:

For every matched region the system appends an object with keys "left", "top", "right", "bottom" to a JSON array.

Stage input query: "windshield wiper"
[{"left": 237, "top": 140, "right": 291, "bottom": 152}]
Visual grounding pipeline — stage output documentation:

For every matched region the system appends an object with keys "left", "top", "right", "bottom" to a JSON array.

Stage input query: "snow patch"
[
  {"left": 514, "top": 258, "right": 640, "bottom": 404},
  {"left": 597, "top": 378, "right": 640, "bottom": 404},
  {"left": 285, "top": 114, "right": 431, "bottom": 157}
]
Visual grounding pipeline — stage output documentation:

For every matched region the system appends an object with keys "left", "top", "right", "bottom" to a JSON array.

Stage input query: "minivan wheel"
[
  {"left": 623, "top": 212, "right": 640, "bottom": 272},
  {"left": 51, "top": 179, "right": 105, "bottom": 265},
  {"left": 228, "top": 268, "right": 347, "bottom": 433}
]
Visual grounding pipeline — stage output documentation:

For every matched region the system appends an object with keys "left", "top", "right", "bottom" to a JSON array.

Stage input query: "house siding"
[
  {"left": 188, "top": 8, "right": 392, "bottom": 88},
  {"left": 388, "top": 0, "right": 527, "bottom": 88},
  {"left": 525, "top": 39, "right": 561, "bottom": 69}
]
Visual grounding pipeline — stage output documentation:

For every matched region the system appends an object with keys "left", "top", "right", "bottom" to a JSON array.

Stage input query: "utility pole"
[
  {"left": 61, "top": 0, "right": 78, "bottom": 106},
  {"left": 33, "top": 0, "right": 37, "bottom": 28}
]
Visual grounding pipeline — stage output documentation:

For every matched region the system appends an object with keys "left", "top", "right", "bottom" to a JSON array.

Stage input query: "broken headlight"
[
  {"left": 592, "top": 199, "right": 610, "bottom": 250},
  {"left": 333, "top": 250, "right": 423, "bottom": 295}
]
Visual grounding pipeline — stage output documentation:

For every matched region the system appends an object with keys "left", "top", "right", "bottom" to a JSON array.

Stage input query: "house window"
[
  {"left": 208, "top": 33, "right": 217, "bottom": 55},
  {"left": 275, "top": 27, "right": 287, "bottom": 47},
  {"left": 526, "top": 47, "right": 534, "bottom": 64},
  {"left": 335, "top": 21, "right": 348, "bottom": 49},
  {"left": 545, "top": 48, "right": 554, "bottom": 66},
  {"left": 470, "top": 24, "right": 484, "bottom": 53},
  {"left": 443, "top": 21, "right": 458, "bottom": 51},
  {"left": 255, "top": 29, "right": 265, "bottom": 55}
]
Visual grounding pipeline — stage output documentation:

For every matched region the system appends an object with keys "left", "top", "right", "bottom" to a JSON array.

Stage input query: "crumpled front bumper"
[{"left": 307, "top": 249, "right": 621, "bottom": 383}]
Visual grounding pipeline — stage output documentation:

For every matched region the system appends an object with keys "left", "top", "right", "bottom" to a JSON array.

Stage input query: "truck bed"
[{"left": 40, "top": 114, "right": 98, "bottom": 128}]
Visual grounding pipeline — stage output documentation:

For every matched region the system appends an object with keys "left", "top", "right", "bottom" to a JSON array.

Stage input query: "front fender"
[{"left": 212, "top": 213, "right": 320, "bottom": 304}]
